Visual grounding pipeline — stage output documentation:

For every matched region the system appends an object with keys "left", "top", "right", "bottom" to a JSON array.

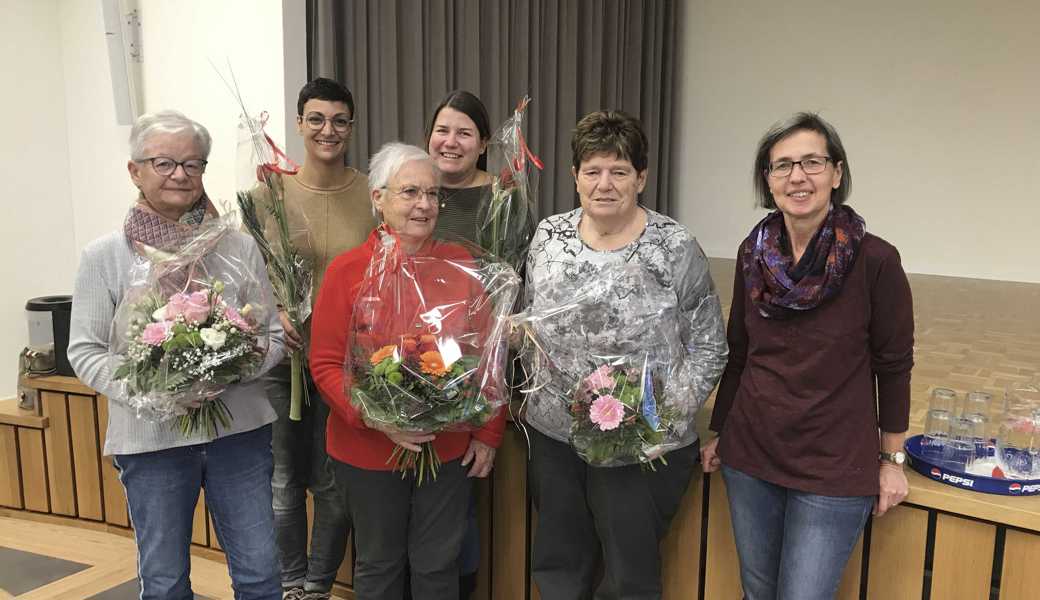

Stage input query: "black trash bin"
[{"left": 26, "top": 295, "right": 74, "bottom": 377}]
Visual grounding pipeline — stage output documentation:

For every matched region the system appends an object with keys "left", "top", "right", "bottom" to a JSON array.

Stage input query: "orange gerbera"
[
  {"left": 370, "top": 345, "right": 398, "bottom": 365},
  {"left": 419, "top": 350, "right": 448, "bottom": 377}
]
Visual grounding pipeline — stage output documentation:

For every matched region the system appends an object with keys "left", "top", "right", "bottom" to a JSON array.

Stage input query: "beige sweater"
[{"left": 262, "top": 169, "right": 377, "bottom": 325}]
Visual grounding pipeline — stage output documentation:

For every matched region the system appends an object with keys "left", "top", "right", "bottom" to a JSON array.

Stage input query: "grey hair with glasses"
[
  {"left": 367, "top": 142, "right": 440, "bottom": 216},
  {"left": 752, "top": 112, "right": 852, "bottom": 210},
  {"left": 129, "top": 110, "right": 213, "bottom": 161}
]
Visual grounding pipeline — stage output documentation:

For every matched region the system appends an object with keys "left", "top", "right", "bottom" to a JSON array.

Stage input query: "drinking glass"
[
  {"left": 922, "top": 408, "right": 951, "bottom": 462},
  {"left": 963, "top": 391, "right": 992, "bottom": 458},
  {"left": 941, "top": 417, "right": 978, "bottom": 472},
  {"left": 930, "top": 387, "right": 958, "bottom": 413}
]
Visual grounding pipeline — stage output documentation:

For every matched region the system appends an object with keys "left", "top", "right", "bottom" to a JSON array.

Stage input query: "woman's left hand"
[
  {"left": 874, "top": 463, "right": 909, "bottom": 516},
  {"left": 462, "top": 439, "right": 496, "bottom": 478}
]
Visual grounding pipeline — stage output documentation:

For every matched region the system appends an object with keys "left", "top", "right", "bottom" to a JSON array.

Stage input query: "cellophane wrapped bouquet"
[
  {"left": 110, "top": 212, "right": 271, "bottom": 436},
  {"left": 235, "top": 111, "right": 313, "bottom": 421},
  {"left": 478, "top": 96, "right": 541, "bottom": 270},
  {"left": 514, "top": 264, "right": 713, "bottom": 467},
  {"left": 347, "top": 227, "right": 520, "bottom": 483}
]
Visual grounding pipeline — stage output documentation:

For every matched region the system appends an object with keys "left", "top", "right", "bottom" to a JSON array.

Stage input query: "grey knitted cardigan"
[{"left": 68, "top": 229, "right": 285, "bottom": 455}]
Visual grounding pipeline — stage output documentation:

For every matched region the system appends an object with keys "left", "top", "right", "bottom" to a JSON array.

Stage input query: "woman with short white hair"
[
  {"left": 310, "top": 142, "right": 507, "bottom": 599},
  {"left": 69, "top": 110, "right": 285, "bottom": 599}
]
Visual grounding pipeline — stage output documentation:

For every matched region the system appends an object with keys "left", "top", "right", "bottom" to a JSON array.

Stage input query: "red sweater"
[
  {"left": 310, "top": 229, "right": 507, "bottom": 470},
  {"left": 710, "top": 234, "right": 914, "bottom": 496}
]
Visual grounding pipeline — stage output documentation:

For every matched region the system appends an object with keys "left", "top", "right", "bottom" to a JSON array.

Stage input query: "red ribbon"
[
  {"left": 513, "top": 97, "right": 544, "bottom": 172},
  {"left": 254, "top": 111, "right": 300, "bottom": 182}
]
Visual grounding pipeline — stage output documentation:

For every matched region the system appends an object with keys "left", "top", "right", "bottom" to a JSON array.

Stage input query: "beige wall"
[
  {"left": 674, "top": 0, "right": 1040, "bottom": 283},
  {"left": 2, "top": 0, "right": 304, "bottom": 399},
  {"left": 1, "top": 0, "right": 79, "bottom": 397}
]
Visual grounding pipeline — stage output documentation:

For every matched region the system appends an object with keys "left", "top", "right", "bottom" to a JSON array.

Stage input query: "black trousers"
[
  {"left": 333, "top": 458, "right": 469, "bottom": 600},
  {"left": 528, "top": 427, "right": 699, "bottom": 600}
]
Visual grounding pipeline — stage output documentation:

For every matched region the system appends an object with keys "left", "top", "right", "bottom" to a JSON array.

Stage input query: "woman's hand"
[
  {"left": 383, "top": 429, "right": 436, "bottom": 453},
  {"left": 279, "top": 310, "right": 303, "bottom": 352},
  {"left": 700, "top": 436, "right": 722, "bottom": 473},
  {"left": 874, "top": 463, "right": 909, "bottom": 516},
  {"left": 462, "top": 438, "right": 496, "bottom": 478}
]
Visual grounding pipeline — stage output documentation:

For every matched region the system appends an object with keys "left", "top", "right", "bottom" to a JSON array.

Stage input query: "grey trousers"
[
  {"left": 528, "top": 427, "right": 699, "bottom": 600},
  {"left": 333, "top": 457, "right": 469, "bottom": 600}
]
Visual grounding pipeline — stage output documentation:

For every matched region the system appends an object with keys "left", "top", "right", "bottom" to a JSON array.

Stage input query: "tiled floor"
[
  {"left": 0, "top": 516, "right": 232, "bottom": 599},
  {"left": 0, "top": 547, "right": 90, "bottom": 596}
]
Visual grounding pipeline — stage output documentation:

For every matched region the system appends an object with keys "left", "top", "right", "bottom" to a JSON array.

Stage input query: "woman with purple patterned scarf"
[{"left": 701, "top": 113, "right": 915, "bottom": 600}]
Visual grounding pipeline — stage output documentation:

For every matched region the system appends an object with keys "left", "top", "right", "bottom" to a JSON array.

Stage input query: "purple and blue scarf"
[{"left": 740, "top": 205, "right": 866, "bottom": 319}]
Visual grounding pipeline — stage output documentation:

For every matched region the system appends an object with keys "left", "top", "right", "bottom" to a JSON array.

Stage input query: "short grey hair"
[
  {"left": 753, "top": 112, "right": 852, "bottom": 209},
  {"left": 129, "top": 110, "right": 212, "bottom": 161},
  {"left": 367, "top": 142, "right": 438, "bottom": 193}
]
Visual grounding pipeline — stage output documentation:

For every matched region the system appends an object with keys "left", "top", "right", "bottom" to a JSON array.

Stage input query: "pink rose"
[
  {"left": 166, "top": 291, "right": 211, "bottom": 324},
  {"left": 141, "top": 321, "right": 173, "bottom": 346},
  {"left": 589, "top": 394, "right": 625, "bottom": 431},
  {"left": 583, "top": 365, "right": 615, "bottom": 394},
  {"left": 224, "top": 306, "right": 253, "bottom": 332}
]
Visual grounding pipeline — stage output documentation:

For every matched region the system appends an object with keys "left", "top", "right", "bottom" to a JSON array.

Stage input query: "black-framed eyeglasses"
[
  {"left": 301, "top": 112, "right": 354, "bottom": 132},
  {"left": 767, "top": 156, "right": 833, "bottom": 178},
  {"left": 383, "top": 185, "right": 443, "bottom": 205},
  {"left": 140, "top": 156, "right": 208, "bottom": 177}
]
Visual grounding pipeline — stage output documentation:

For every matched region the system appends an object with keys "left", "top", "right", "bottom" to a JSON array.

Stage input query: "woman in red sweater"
[
  {"left": 309, "top": 142, "right": 506, "bottom": 599},
  {"left": 702, "top": 113, "right": 914, "bottom": 600}
]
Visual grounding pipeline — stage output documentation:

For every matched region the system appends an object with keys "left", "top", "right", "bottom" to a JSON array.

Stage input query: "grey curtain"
[{"left": 307, "top": 0, "right": 680, "bottom": 219}]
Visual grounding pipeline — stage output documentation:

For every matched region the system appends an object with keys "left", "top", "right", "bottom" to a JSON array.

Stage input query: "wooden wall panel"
[
  {"left": 492, "top": 425, "right": 529, "bottom": 600},
  {"left": 0, "top": 424, "right": 22, "bottom": 509},
  {"left": 68, "top": 394, "right": 103, "bottom": 521},
  {"left": 17, "top": 428, "right": 49, "bottom": 512},
  {"left": 865, "top": 505, "right": 929, "bottom": 598},
  {"left": 931, "top": 514, "right": 996, "bottom": 599},
  {"left": 192, "top": 490, "right": 208, "bottom": 546},
  {"left": 703, "top": 475, "right": 743, "bottom": 599},
  {"left": 1000, "top": 529, "right": 1040, "bottom": 600},
  {"left": 41, "top": 391, "right": 76, "bottom": 516},
  {"left": 96, "top": 398, "right": 128, "bottom": 527},
  {"left": 660, "top": 475, "right": 703, "bottom": 598}
]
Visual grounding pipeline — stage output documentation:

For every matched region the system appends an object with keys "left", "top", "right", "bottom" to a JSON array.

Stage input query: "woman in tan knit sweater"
[{"left": 266, "top": 78, "right": 377, "bottom": 600}]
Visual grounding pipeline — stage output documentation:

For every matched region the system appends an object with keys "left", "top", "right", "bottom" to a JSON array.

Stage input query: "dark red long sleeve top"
[
  {"left": 710, "top": 233, "right": 914, "bottom": 496},
  {"left": 310, "top": 229, "right": 507, "bottom": 470}
]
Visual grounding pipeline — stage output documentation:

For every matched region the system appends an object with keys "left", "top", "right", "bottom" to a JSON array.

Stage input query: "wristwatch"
[{"left": 879, "top": 451, "right": 906, "bottom": 466}]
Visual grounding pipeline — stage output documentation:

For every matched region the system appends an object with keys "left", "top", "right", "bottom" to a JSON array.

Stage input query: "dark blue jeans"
[
  {"left": 113, "top": 425, "right": 281, "bottom": 600},
  {"left": 721, "top": 465, "right": 873, "bottom": 600},
  {"left": 267, "top": 365, "right": 351, "bottom": 593}
]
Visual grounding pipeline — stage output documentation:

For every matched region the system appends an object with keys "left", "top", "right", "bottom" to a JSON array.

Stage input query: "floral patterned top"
[{"left": 521, "top": 206, "right": 728, "bottom": 449}]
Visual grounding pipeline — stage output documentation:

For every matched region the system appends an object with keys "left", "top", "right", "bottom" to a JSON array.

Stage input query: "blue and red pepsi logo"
[
  {"left": 1009, "top": 483, "right": 1022, "bottom": 494},
  {"left": 930, "top": 467, "right": 941, "bottom": 478}
]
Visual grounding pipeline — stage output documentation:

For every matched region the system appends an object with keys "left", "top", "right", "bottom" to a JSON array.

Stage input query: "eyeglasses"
[
  {"left": 141, "top": 157, "right": 207, "bottom": 177},
  {"left": 767, "top": 156, "right": 832, "bottom": 178},
  {"left": 384, "top": 185, "right": 443, "bottom": 205},
  {"left": 301, "top": 112, "right": 354, "bottom": 132}
]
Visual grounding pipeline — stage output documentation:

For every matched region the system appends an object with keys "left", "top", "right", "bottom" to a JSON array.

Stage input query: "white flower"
[
  {"left": 152, "top": 305, "right": 167, "bottom": 321},
  {"left": 200, "top": 328, "right": 227, "bottom": 350}
]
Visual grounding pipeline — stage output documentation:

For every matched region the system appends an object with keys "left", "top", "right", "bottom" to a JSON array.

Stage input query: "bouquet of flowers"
[
  {"left": 477, "top": 96, "right": 542, "bottom": 270},
  {"left": 216, "top": 63, "right": 312, "bottom": 421},
  {"left": 236, "top": 103, "right": 312, "bottom": 420},
  {"left": 569, "top": 360, "right": 678, "bottom": 469},
  {"left": 514, "top": 263, "right": 710, "bottom": 467},
  {"left": 347, "top": 227, "right": 520, "bottom": 483},
  {"left": 110, "top": 212, "right": 272, "bottom": 436}
]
